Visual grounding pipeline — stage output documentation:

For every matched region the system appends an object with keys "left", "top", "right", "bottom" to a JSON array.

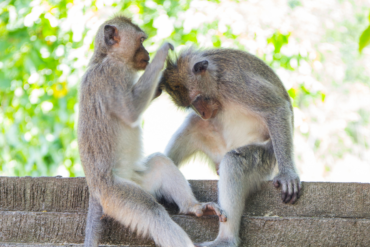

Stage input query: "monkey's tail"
[{"left": 97, "top": 180, "right": 194, "bottom": 247}]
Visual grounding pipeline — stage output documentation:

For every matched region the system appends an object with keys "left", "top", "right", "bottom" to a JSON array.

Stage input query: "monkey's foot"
[
  {"left": 186, "top": 202, "right": 227, "bottom": 222},
  {"left": 194, "top": 238, "right": 239, "bottom": 247}
]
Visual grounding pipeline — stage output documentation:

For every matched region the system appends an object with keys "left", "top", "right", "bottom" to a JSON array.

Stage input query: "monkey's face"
[
  {"left": 161, "top": 55, "right": 222, "bottom": 120},
  {"left": 160, "top": 70, "right": 220, "bottom": 120},
  {"left": 160, "top": 71, "right": 191, "bottom": 107},
  {"left": 102, "top": 21, "right": 149, "bottom": 70},
  {"left": 132, "top": 35, "right": 150, "bottom": 70}
]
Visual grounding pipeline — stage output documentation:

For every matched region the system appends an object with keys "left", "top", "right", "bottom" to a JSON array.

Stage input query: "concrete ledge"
[
  {"left": 0, "top": 245, "right": 140, "bottom": 247},
  {"left": 1, "top": 177, "right": 370, "bottom": 246},
  {"left": 1, "top": 177, "right": 370, "bottom": 218},
  {"left": 1, "top": 212, "right": 370, "bottom": 246}
]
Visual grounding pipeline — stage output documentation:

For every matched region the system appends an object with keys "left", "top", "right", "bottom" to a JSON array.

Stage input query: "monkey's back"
[
  {"left": 192, "top": 49, "right": 292, "bottom": 112},
  {"left": 202, "top": 49, "right": 291, "bottom": 102}
]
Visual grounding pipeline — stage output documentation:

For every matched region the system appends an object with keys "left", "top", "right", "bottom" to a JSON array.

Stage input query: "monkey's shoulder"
[
  {"left": 201, "top": 49, "right": 285, "bottom": 90},
  {"left": 81, "top": 63, "right": 132, "bottom": 94}
]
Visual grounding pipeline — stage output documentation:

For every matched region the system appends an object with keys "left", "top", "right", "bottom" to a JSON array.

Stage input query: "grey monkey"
[
  {"left": 159, "top": 48, "right": 302, "bottom": 247},
  {"left": 77, "top": 17, "right": 226, "bottom": 247}
]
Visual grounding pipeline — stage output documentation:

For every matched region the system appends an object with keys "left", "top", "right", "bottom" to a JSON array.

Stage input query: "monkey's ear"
[
  {"left": 104, "top": 25, "right": 120, "bottom": 46},
  {"left": 193, "top": 60, "right": 208, "bottom": 74}
]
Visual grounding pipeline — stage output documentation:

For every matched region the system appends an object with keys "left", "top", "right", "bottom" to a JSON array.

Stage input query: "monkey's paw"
[
  {"left": 186, "top": 202, "right": 227, "bottom": 222},
  {"left": 273, "top": 170, "right": 301, "bottom": 204},
  {"left": 194, "top": 238, "right": 239, "bottom": 247},
  {"left": 153, "top": 42, "right": 174, "bottom": 69}
]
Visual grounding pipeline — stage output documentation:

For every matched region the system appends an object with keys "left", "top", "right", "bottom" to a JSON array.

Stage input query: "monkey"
[
  {"left": 159, "top": 47, "right": 302, "bottom": 247},
  {"left": 77, "top": 17, "right": 226, "bottom": 247}
]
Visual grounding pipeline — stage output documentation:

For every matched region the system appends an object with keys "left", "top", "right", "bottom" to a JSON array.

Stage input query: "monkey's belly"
[
  {"left": 113, "top": 125, "right": 144, "bottom": 180},
  {"left": 219, "top": 104, "right": 268, "bottom": 151}
]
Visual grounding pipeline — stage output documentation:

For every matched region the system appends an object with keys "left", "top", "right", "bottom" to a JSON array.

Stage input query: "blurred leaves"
[
  {"left": 0, "top": 0, "right": 81, "bottom": 176},
  {"left": 359, "top": 11, "right": 370, "bottom": 53},
  {"left": 359, "top": 26, "right": 370, "bottom": 53},
  {"left": 0, "top": 0, "right": 363, "bottom": 177}
]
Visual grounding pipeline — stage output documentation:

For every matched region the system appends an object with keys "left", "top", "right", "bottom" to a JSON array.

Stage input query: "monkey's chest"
[{"left": 219, "top": 106, "right": 268, "bottom": 152}]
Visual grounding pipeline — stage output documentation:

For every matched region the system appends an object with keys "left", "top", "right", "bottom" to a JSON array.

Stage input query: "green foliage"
[
  {"left": 359, "top": 11, "right": 370, "bottom": 53},
  {"left": 359, "top": 26, "right": 370, "bottom": 53},
  {"left": 0, "top": 0, "right": 83, "bottom": 176},
  {"left": 0, "top": 0, "right": 325, "bottom": 177}
]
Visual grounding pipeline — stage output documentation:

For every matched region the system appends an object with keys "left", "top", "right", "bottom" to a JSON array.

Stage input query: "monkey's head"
[
  {"left": 92, "top": 15, "right": 149, "bottom": 70},
  {"left": 160, "top": 49, "right": 220, "bottom": 120}
]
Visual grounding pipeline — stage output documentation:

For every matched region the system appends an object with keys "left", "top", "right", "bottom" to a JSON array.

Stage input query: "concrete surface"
[{"left": 1, "top": 177, "right": 369, "bottom": 246}]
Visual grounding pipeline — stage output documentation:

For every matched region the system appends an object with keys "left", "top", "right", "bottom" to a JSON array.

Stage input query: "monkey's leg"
[
  {"left": 101, "top": 180, "right": 195, "bottom": 247},
  {"left": 84, "top": 195, "right": 103, "bottom": 247},
  {"left": 196, "top": 142, "right": 276, "bottom": 247},
  {"left": 140, "top": 153, "right": 226, "bottom": 222}
]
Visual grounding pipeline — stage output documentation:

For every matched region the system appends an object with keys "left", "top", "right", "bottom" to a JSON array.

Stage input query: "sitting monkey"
[
  {"left": 78, "top": 17, "right": 225, "bottom": 247},
  {"left": 159, "top": 48, "right": 301, "bottom": 247}
]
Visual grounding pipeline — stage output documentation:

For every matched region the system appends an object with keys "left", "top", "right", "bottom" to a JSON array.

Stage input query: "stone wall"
[{"left": 1, "top": 177, "right": 369, "bottom": 246}]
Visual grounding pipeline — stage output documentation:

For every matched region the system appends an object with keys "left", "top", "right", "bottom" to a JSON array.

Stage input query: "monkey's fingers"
[
  {"left": 273, "top": 171, "right": 301, "bottom": 204},
  {"left": 160, "top": 42, "right": 174, "bottom": 52},
  {"left": 273, "top": 180, "right": 281, "bottom": 188},
  {"left": 284, "top": 182, "right": 294, "bottom": 203},
  {"left": 281, "top": 182, "right": 288, "bottom": 202},
  {"left": 100, "top": 214, "right": 109, "bottom": 220},
  {"left": 291, "top": 180, "right": 303, "bottom": 204},
  {"left": 201, "top": 202, "right": 227, "bottom": 222},
  {"left": 168, "top": 43, "right": 174, "bottom": 51},
  {"left": 154, "top": 87, "right": 162, "bottom": 99}
]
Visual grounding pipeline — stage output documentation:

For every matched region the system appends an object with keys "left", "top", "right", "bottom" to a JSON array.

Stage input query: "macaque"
[
  {"left": 78, "top": 17, "right": 225, "bottom": 247},
  {"left": 160, "top": 48, "right": 301, "bottom": 247}
]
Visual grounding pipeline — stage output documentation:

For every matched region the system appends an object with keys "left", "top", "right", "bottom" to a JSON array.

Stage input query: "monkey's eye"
[{"left": 174, "top": 86, "right": 180, "bottom": 89}]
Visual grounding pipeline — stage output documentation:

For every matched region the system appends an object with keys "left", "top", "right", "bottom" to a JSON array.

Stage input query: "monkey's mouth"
[
  {"left": 141, "top": 59, "right": 149, "bottom": 64},
  {"left": 191, "top": 95, "right": 220, "bottom": 120}
]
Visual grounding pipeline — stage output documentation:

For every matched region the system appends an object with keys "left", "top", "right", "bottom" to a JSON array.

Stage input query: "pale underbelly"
[
  {"left": 112, "top": 125, "right": 144, "bottom": 180},
  {"left": 204, "top": 104, "right": 269, "bottom": 161}
]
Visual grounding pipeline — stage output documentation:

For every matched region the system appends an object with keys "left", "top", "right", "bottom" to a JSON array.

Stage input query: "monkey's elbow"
[
  {"left": 129, "top": 118, "right": 141, "bottom": 128},
  {"left": 124, "top": 113, "right": 142, "bottom": 128}
]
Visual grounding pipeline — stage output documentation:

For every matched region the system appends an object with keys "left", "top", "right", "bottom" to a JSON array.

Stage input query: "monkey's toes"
[
  {"left": 201, "top": 202, "right": 227, "bottom": 222},
  {"left": 194, "top": 239, "right": 239, "bottom": 247}
]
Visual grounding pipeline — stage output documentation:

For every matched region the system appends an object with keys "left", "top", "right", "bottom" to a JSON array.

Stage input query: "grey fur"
[
  {"left": 78, "top": 17, "right": 225, "bottom": 247},
  {"left": 160, "top": 48, "right": 301, "bottom": 247}
]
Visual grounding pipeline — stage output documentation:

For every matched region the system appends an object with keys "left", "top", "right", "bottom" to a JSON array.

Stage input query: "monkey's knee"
[
  {"left": 221, "top": 145, "right": 275, "bottom": 176},
  {"left": 141, "top": 152, "right": 180, "bottom": 195},
  {"left": 145, "top": 152, "right": 174, "bottom": 170}
]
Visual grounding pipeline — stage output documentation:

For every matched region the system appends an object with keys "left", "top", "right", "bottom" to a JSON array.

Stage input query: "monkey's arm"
[
  {"left": 266, "top": 102, "right": 301, "bottom": 203},
  {"left": 234, "top": 76, "right": 301, "bottom": 203},
  {"left": 165, "top": 113, "right": 200, "bottom": 166},
  {"left": 128, "top": 43, "right": 174, "bottom": 123}
]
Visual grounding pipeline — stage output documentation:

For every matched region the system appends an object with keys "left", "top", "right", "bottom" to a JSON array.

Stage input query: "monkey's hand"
[
  {"left": 186, "top": 202, "right": 227, "bottom": 222},
  {"left": 151, "top": 42, "right": 174, "bottom": 70},
  {"left": 273, "top": 170, "right": 301, "bottom": 204},
  {"left": 153, "top": 86, "right": 162, "bottom": 99}
]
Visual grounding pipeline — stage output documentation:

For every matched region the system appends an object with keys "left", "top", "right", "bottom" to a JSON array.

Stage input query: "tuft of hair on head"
[
  {"left": 111, "top": 14, "right": 143, "bottom": 32},
  {"left": 165, "top": 53, "right": 178, "bottom": 71}
]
